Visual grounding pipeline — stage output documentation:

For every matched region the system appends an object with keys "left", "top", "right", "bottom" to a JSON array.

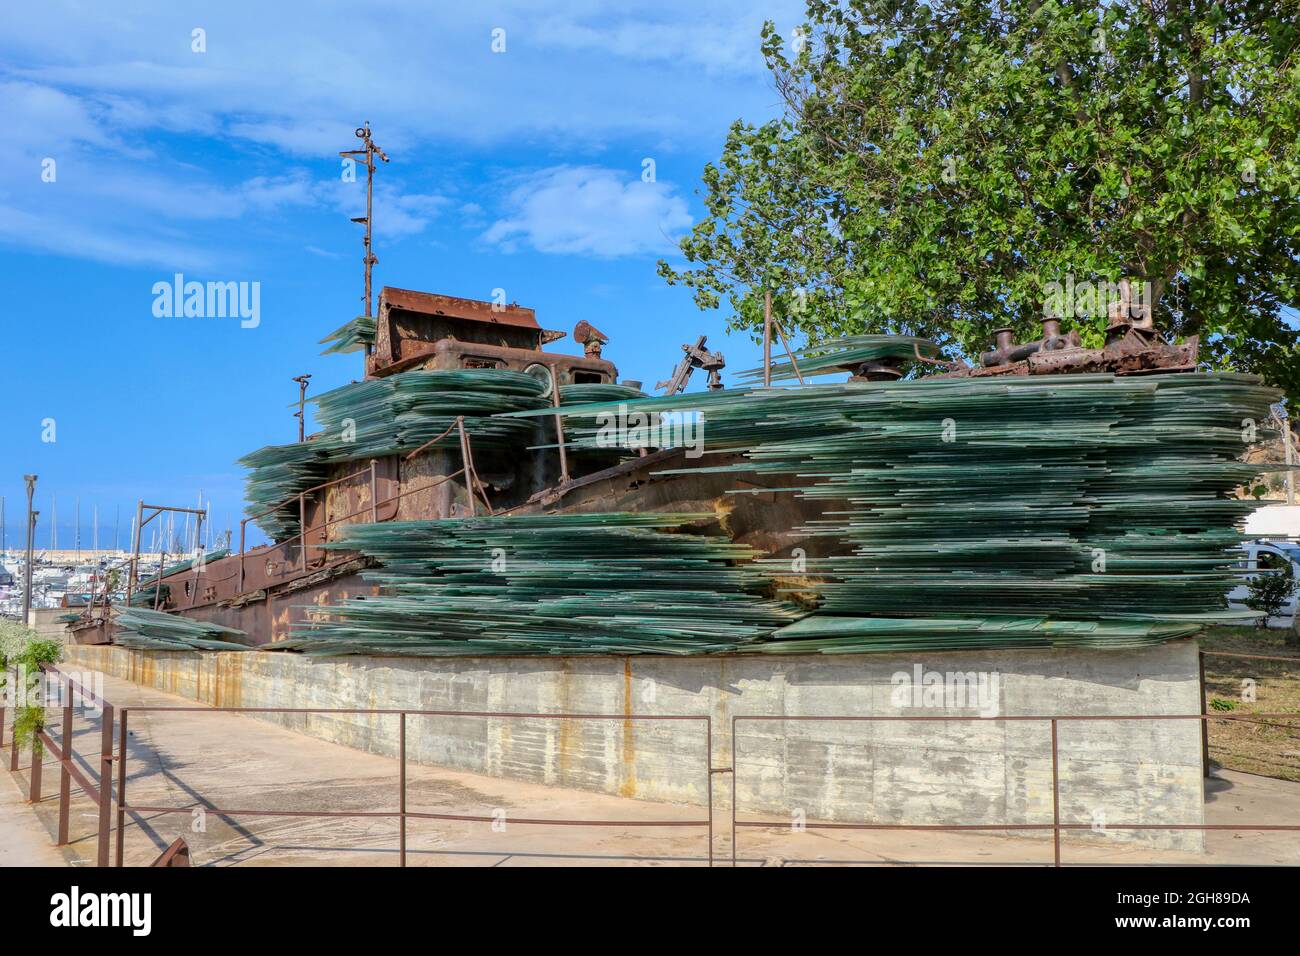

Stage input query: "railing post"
[
  {"left": 399, "top": 711, "right": 407, "bottom": 868},
  {"left": 28, "top": 720, "right": 42, "bottom": 804},
  {"left": 116, "top": 708, "right": 128, "bottom": 867},
  {"left": 1199, "top": 651, "right": 1210, "bottom": 778},
  {"left": 730, "top": 716, "right": 738, "bottom": 868},
  {"left": 238, "top": 520, "right": 246, "bottom": 594},
  {"left": 299, "top": 494, "right": 308, "bottom": 572},
  {"left": 57, "top": 692, "right": 73, "bottom": 844},
  {"left": 98, "top": 703, "right": 114, "bottom": 867},
  {"left": 1050, "top": 718, "right": 1060, "bottom": 868},
  {"left": 370, "top": 459, "right": 378, "bottom": 524},
  {"left": 706, "top": 717, "right": 713, "bottom": 868}
]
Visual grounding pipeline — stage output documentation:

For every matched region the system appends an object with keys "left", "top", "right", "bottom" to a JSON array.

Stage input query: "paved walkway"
[
  {"left": 4, "top": 673, "right": 1300, "bottom": 866},
  {"left": 0, "top": 758, "right": 67, "bottom": 866}
]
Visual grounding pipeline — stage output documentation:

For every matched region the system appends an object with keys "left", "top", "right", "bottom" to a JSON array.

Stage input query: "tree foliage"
[
  {"left": 1246, "top": 566, "right": 1296, "bottom": 622},
  {"left": 659, "top": 0, "right": 1300, "bottom": 398}
]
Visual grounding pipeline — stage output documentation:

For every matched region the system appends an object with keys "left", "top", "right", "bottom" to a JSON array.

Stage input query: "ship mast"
[{"left": 339, "top": 121, "right": 390, "bottom": 351}]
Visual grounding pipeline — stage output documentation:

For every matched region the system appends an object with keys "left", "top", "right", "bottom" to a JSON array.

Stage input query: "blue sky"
[{"left": 0, "top": 1, "right": 804, "bottom": 552}]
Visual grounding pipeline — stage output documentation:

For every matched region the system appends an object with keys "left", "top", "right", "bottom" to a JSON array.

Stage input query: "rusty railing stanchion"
[
  {"left": 97, "top": 703, "right": 114, "bottom": 867},
  {"left": 370, "top": 459, "right": 379, "bottom": 523},
  {"left": 28, "top": 717, "right": 42, "bottom": 803},
  {"left": 298, "top": 494, "right": 308, "bottom": 572},
  {"left": 705, "top": 717, "right": 713, "bottom": 867},
  {"left": 399, "top": 712, "right": 407, "bottom": 868},
  {"left": 116, "top": 708, "right": 128, "bottom": 867},
  {"left": 731, "top": 715, "right": 738, "bottom": 868},
  {"left": 1199, "top": 651, "right": 1210, "bottom": 778},
  {"left": 57, "top": 694, "right": 73, "bottom": 844},
  {"left": 1050, "top": 718, "right": 1061, "bottom": 868}
]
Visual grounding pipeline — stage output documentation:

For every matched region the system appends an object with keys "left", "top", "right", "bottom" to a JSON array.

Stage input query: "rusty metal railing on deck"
[{"left": 230, "top": 419, "right": 488, "bottom": 597}]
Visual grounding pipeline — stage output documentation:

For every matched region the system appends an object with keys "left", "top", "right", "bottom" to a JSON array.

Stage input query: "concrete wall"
[
  {"left": 28, "top": 607, "right": 71, "bottom": 638},
  {"left": 65, "top": 640, "right": 1206, "bottom": 851}
]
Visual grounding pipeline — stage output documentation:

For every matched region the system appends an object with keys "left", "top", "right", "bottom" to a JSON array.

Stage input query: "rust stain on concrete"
[
  {"left": 557, "top": 660, "right": 573, "bottom": 778},
  {"left": 207, "top": 653, "right": 243, "bottom": 709},
  {"left": 620, "top": 658, "right": 637, "bottom": 798}
]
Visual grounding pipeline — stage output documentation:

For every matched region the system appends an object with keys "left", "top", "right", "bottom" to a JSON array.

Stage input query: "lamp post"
[{"left": 22, "top": 475, "right": 37, "bottom": 626}]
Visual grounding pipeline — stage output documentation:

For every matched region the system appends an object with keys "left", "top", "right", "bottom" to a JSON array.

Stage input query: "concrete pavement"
[{"left": 0, "top": 763, "right": 68, "bottom": 866}]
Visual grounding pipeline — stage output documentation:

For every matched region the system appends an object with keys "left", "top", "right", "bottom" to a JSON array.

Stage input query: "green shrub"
[
  {"left": 1246, "top": 568, "right": 1297, "bottom": 624},
  {"left": 0, "top": 622, "right": 63, "bottom": 752}
]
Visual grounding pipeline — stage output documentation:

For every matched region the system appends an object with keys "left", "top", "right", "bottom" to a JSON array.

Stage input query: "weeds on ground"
[{"left": 1198, "top": 627, "right": 1300, "bottom": 782}]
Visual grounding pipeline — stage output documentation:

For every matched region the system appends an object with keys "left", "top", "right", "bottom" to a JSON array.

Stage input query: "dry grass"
[{"left": 1197, "top": 626, "right": 1300, "bottom": 782}]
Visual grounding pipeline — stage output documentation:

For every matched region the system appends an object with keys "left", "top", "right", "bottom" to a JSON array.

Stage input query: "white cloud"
[
  {"left": 531, "top": 3, "right": 783, "bottom": 76},
  {"left": 1, "top": 1, "right": 801, "bottom": 152},
  {"left": 483, "top": 165, "right": 692, "bottom": 257},
  {"left": 0, "top": 202, "right": 218, "bottom": 271},
  {"left": 322, "top": 181, "right": 451, "bottom": 240},
  {"left": 0, "top": 1, "right": 804, "bottom": 270}
]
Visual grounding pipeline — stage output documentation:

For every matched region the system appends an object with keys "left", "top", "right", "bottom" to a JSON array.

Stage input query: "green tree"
[
  {"left": 1245, "top": 565, "right": 1296, "bottom": 624},
  {"left": 659, "top": 0, "right": 1300, "bottom": 397}
]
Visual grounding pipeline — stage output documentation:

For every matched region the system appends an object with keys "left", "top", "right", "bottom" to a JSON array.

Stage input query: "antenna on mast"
[{"left": 339, "top": 121, "right": 390, "bottom": 350}]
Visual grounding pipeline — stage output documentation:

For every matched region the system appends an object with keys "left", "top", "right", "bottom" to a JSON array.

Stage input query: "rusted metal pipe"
[
  {"left": 771, "top": 309, "right": 805, "bottom": 386},
  {"left": 548, "top": 364, "right": 570, "bottom": 484},
  {"left": 456, "top": 417, "right": 476, "bottom": 517}
]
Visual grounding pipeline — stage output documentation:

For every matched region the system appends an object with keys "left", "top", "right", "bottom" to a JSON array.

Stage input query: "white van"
[{"left": 1226, "top": 539, "right": 1300, "bottom": 628}]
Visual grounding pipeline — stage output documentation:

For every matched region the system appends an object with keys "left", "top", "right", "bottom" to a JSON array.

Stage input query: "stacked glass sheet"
[
  {"left": 112, "top": 606, "right": 249, "bottom": 651},
  {"left": 280, "top": 512, "right": 801, "bottom": 656}
]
